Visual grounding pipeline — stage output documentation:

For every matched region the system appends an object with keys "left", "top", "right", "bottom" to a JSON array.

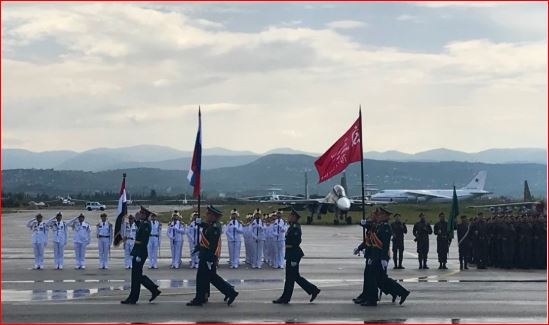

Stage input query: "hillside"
[{"left": 2, "top": 155, "right": 546, "bottom": 198}]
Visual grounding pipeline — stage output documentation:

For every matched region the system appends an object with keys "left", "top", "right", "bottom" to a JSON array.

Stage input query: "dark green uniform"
[
  {"left": 278, "top": 221, "right": 319, "bottom": 302},
  {"left": 413, "top": 220, "right": 432, "bottom": 269},
  {"left": 434, "top": 220, "right": 449, "bottom": 268},
  {"left": 390, "top": 221, "right": 407, "bottom": 269},
  {"left": 193, "top": 220, "right": 237, "bottom": 304},
  {"left": 123, "top": 220, "right": 159, "bottom": 303}
]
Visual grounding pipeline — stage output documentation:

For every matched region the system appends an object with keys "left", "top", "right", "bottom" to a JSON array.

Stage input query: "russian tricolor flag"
[{"left": 187, "top": 107, "right": 202, "bottom": 198}]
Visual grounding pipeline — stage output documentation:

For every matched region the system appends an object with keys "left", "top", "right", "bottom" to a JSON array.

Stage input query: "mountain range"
[
  {"left": 1, "top": 145, "right": 546, "bottom": 171},
  {"left": 3, "top": 154, "right": 546, "bottom": 198}
]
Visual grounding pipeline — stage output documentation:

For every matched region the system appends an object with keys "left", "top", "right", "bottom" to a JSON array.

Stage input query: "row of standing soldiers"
[{"left": 391, "top": 211, "right": 547, "bottom": 271}]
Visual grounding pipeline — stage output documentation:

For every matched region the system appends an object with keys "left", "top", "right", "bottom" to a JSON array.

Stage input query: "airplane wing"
[
  {"left": 350, "top": 198, "right": 397, "bottom": 206},
  {"left": 467, "top": 202, "right": 540, "bottom": 209}
]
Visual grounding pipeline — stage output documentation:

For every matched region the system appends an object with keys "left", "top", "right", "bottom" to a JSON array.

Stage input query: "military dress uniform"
[
  {"left": 251, "top": 218, "right": 266, "bottom": 268},
  {"left": 27, "top": 217, "right": 48, "bottom": 269},
  {"left": 224, "top": 219, "right": 244, "bottom": 268},
  {"left": 187, "top": 218, "right": 200, "bottom": 269},
  {"left": 121, "top": 218, "right": 161, "bottom": 304},
  {"left": 167, "top": 220, "right": 185, "bottom": 269},
  {"left": 147, "top": 219, "right": 162, "bottom": 269},
  {"left": 413, "top": 219, "right": 432, "bottom": 269},
  {"left": 67, "top": 216, "right": 91, "bottom": 269},
  {"left": 434, "top": 220, "right": 449, "bottom": 269},
  {"left": 46, "top": 214, "right": 67, "bottom": 269},
  {"left": 273, "top": 211, "right": 320, "bottom": 304},
  {"left": 272, "top": 217, "right": 287, "bottom": 269},
  {"left": 187, "top": 205, "right": 239, "bottom": 306},
  {"left": 96, "top": 220, "right": 113, "bottom": 269},
  {"left": 390, "top": 220, "right": 407, "bottom": 269},
  {"left": 457, "top": 220, "right": 472, "bottom": 270},
  {"left": 123, "top": 221, "right": 137, "bottom": 269}
]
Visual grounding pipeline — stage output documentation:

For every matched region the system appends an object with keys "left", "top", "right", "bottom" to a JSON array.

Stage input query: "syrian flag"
[
  {"left": 187, "top": 107, "right": 202, "bottom": 198},
  {"left": 314, "top": 115, "right": 362, "bottom": 183},
  {"left": 113, "top": 173, "right": 127, "bottom": 246}
]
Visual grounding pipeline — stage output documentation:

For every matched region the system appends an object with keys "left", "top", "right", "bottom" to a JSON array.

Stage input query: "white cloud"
[
  {"left": 396, "top": 14, "right": 422, "bottom": 23},
  {"left": 325, "top": 20, "right": 366, "bottom": 30},
  {"left": 1, "top": 3, "right": 547, "bottom": 153}
]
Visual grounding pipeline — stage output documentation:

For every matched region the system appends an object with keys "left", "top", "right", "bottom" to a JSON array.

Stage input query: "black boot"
[
  {"left": 438, "top": 262, "right": 442, "bottom": 270},
  {"left": 423, "top": 260, "right": 429, "bottom": 269},
  {"left": 460, "top": 260, "right": 463, "bottom": 270},
  {"left": 418, "top": 258, "right": 423, "bottom": 269}
]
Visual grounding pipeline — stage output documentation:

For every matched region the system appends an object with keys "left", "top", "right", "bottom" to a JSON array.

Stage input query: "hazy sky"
[{"left": 2, "top": 2, "right": 547, "bottom": 154}]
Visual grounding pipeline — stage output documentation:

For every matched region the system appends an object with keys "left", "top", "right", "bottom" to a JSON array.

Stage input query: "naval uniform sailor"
[
  {"left": 251, "top": 210, "right": 266, "bottom": 269},
  {"left": 224, "top": 209, "right": 244, "bottom": 268},
  {"left": 147, "top": 213, "right": 162, "bottom": 269},
  {"left": 272, "top": 211, "right": 288, "bottom": 269},
  {"left": 96, "top": 213, "right": 113, "bottom": 269},
  {"left": 167, "top": 212, "right": 186, "bottom": 269},
  {"left": 27, "top": 213, "right": 48, "bottom": 270},
  {"left": 46, "top": 212, "right": 67, "bottom": 270},
  {"left": 122, "top": 215, "right": 138, "bottom": 269},
  {"left": 187, "top": 212, "right": 200, "bottom": 269},
  {"left": 67, "top": 214, "right": 91, "bottom": 269}
]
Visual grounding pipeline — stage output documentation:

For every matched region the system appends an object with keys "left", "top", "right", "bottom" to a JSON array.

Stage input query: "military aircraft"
[
  {"left": 263, "top": 172, "right": 392, "bottom": 225},
  {"left": 370, "top": 171, "right": 490, "bottom": 203},
  {"left": 468, "top": 180, "right": 545, "bottom": 215},
  {"left": 240, "top": 185, "right": 303, "bottom": 202}
]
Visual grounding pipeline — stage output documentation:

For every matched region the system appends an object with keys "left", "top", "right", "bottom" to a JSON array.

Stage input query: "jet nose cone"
[{"left": 337, "top": 197, "right": 351, "bottom": 211}]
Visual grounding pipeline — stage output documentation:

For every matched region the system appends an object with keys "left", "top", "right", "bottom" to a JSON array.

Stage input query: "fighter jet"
[
  {"left": 468, "top": 180, "right": 545, "bottom": 215},
  {"left": 266, "top": 172, "right": 392, "bottom": 225}
]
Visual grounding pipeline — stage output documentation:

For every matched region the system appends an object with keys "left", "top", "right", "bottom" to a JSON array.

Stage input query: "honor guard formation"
[{"left": 25, "top": 206, "right": 547, "bottom": 307}]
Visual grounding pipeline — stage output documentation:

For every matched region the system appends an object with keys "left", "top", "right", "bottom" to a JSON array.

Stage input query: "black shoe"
[
  {"left": 423, "top": 265, "right": 429, "bottom": 269},
  {"left": 399, "top": 290, "right": 410, "bottom": 305},
  {"left": 391, "top": 294, "right": 397, "bottom": 303},
  {"left": 353, "top": 298, "right": 366, "bottom": 304},
  {"left": 360, "top": 301, "right": 377, "bottom": 307},
  {"left": 149, "top": 289, "right": 161, "bottom": 302},
  {"left": 227, "top": 292, "right": 239, "bottom": 306},
  {"left": 464, "top": 266, "right": 469, "bottom": 270},
  {"left": 310, "top": 289, "right": 320, "bottom": 302},
  {"left": 443, "top": 265, "right": 448, "bottom": 270},
  {"left": 120, "top": 300, "right": 136, "bottom": 305},
  {"left": 399, "top": 265, "right": 405, "bottom": 269},
  {"left": 186, "top": 299, "right": 203, "bottom": 306},
  {"left": 272, "top": 298, "right": 289, "bottom": 304},
  {"left": 419, "top": 265, "right": 423, "bottom": 270}
]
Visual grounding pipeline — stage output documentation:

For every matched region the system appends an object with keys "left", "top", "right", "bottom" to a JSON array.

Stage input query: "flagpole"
[{"left": 359, "top": 106, "right": 366, "bottom": 241}]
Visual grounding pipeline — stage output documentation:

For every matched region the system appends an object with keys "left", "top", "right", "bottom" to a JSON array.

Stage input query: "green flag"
[{"left": 447, "top": 185, "right": 459, "bottom": 241}]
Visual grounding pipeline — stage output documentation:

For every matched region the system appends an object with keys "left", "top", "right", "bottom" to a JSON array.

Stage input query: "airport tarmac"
[{"left": 2, "top": 209, "right": 547, "bottom": 324}]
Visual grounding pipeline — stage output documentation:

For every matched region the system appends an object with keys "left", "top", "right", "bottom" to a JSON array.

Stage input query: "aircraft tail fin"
[
  {"left": 524, "top": 180, "right": 533, "bottom": 201},
  {"left": 461, "top": 171, "right": 487, "bottom": 191}
]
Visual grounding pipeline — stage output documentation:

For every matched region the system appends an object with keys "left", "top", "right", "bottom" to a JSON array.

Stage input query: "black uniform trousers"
[
  {"left": 392, "top": 241, "right": 404, "bottom": 267},
  {"left": 437, "top": 239, "right": 449, "bottom": 263},
  {"left": 194, "top": 259, "right": 236, "bottom": 302},
  {"left": 280, "top": 257, "right": 318, "bottom": 301},
  {"left": 126, "top": 256, "right": 158, "bottom": 303}
]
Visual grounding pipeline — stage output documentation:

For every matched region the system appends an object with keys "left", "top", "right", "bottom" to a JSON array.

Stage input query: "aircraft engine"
[{"left": 336, "top": 197, "right": 351, "bottom": 211}]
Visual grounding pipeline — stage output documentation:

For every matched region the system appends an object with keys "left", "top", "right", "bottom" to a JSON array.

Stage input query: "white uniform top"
[
  {"left": 46, "top": 218, "right": 67, "bottom": 245},
  {"left": 27, "top": 219, "right": 48, "bottom": 244},
  {"left": 251, "top": 219, "right": 266, "bottom": 241},
  {"left": 272, "top": 219, "right": 287, "bottom": 241},
  {"left": 122, "top": 222, "right": 137, "bottom": 241},
  {"left": 224, "top": 219, "right": 243, "bottom": 241},
  {"left": 265, "top": 223, "right": 273, "bottom": 240},
  {"left": 68, "top": 220, "right": 91, "bottom": 244},
  {"left": 167, "top": 221, "right": 185, "bottom": 241},
  {"left": 186, "top": 221, "right": 199, "bottom": 243},
  {"left": 96, "top": 221, "right": 113, "bottom": 240},
  {"left": 150, "top": 220, "right": 162, "bottom": 236}
]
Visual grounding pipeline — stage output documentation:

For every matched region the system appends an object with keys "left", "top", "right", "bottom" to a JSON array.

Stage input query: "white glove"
[
  {"left": 135, "top": 256, "right": 141, "bottom": 263},
  {"left": 381, "top": 260, "right": 388, "bottom": 270},
  {"left": 360, "top": 219, "right": 367, "bottom": 226},
  {"left": 196, "top": 218, "right": 201, "bottom": 224},
  {"left": 206, "top": 261, "right": 213, "bottom": 270},
  {"left": 290, "top": 261, "right": 297, "bottom": 267}
]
